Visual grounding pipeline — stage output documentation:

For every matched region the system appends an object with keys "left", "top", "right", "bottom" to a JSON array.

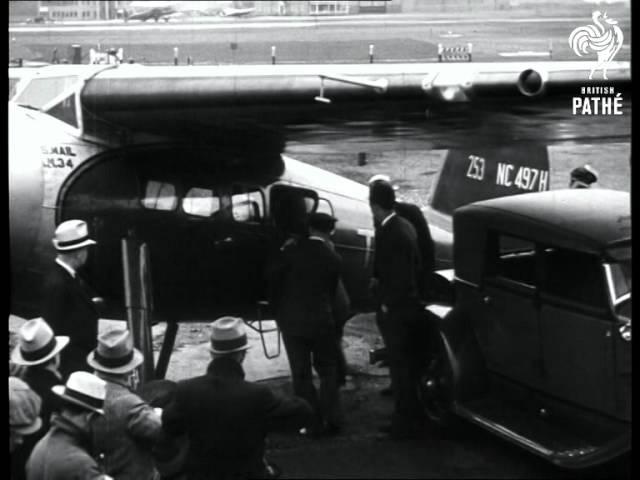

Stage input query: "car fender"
[{"left": 423, "top": 303, "right": 488, "bottom": 402}]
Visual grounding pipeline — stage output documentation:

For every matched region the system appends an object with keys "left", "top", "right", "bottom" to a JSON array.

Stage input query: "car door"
[
  {"left": 481, "top": 232, "right": 544, "bottom": 389},
  {"left": 538, "top": 247, "right": 617, "bottom": 414}
]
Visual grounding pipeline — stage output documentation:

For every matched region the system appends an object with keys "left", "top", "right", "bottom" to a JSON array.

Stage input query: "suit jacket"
[
  {"left": 373, "top": 214, "right": 421, "bottom": 308},
  {"left": 26, "top": 412, "right": 105, "bottom": 480},
  {"left": 395, "top": 202, "right": 435, "bottom": 276},
  {"left": 273, "top": 237, "right": 342, "bottom": 338},
  {"left": 91, "top": 379, "right": 163, "bottom": 480},
  {"left": 12, "top": 368, "right": 65, "bottom": 480},
  {"left": 40, "top": 263, "right": 99, "bottom": 378},
  {"left": 162, "top": 357, "right": 312, "bottom": 480}
]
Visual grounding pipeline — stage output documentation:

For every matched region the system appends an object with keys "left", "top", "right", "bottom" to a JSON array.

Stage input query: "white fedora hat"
[
  {"left": 209, "top": 317, "right": 251, "bottom": 354},
  {"left": 87, "top": 328, "right": 143, "bottom": 375},
  {"left": 52, "top": 219, "right": 97, "bottom": 251},
  {"left": 52, "top": 371, "right": 106, "bottom": 415},
  {"left": 11, "top": 318, "right": 69, "bottom": 367}
]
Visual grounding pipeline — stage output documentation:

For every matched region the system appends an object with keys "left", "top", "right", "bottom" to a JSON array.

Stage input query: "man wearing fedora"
[
  {"left": 10, "top": 376, "right": 43, "bottom": 480},
  {"left": 162, "top": 316, "right": 312, "bottom": 480},
  {"left": 41, "top": 219, "right": 102, "bottom": 378},
  {"left": 89, "top": 328, "right": 163, "bottom": 480},
  {"left": 11, "top": 318, "right": 69, "bottom": 480},
  {"left": 26, "top": 371, "right": 113, "bottom": 480}
]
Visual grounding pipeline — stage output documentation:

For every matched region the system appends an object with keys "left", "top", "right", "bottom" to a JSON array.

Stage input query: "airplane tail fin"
[{"left": 428, "top": 145, "right": 550, "bottom": 217}]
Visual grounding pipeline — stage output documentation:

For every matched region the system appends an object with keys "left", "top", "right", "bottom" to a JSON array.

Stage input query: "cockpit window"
[
  {"left": 183, "top": 187, "right": 221, "bottom": 217},
  {"left": 12, "top": 75, "right": 80, "bottom": 110},
  {"left": 46, "top": 93, "right": 78, "bottom": 127},
  {"left": 142, "top": 180, "right": 177, "bottom": 211},
  {"left": 231, "top": 186, "right": 264, "bottom": 223}
]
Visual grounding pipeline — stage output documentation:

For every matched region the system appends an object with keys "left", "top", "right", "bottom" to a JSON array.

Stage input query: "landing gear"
[{"left": 418, "top": 332, "right": 454, "bottom": 427}]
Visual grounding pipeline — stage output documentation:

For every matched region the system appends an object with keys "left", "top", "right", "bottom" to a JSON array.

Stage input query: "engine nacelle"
[{"left": 516, "top": 68, "right": 549, "bottom": 97}]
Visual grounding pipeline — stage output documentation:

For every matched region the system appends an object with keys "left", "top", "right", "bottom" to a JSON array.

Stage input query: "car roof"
[{"left": 456, "top": 189, "right": 630, "bottom": 251}]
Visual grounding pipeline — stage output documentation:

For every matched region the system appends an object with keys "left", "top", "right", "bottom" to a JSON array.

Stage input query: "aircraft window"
[
  {"left": 317, "top": 198, "right": 334, "bottom": 216},
  {"left": 231, "top": 186, "right": 264, "bottom": 223},
  {"left": 487, "top": 233, "right": 536, "bottom": 286},
  {"left": 540, "top": 247, "right": 608, "bottom": 308},
  {"left": 183, "top": 187, "right": 221, "bottom": 217},
  {"left": 13, "top": 75, "right": 80, "bottom": 110},
  {"left": 142, "top": 180, "right": 177, "bottom": 211},
  {"left": 46, "top": 94, "right": 78, "bottom": 127}
]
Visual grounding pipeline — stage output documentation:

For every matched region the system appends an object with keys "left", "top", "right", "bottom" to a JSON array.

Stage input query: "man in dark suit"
[
  {"left": 41, "top": 219, "right": 101, "bottom": 379},
  {"left": 368, "top": 174, "right": 435, "bottom": 299},
  {"left": 273, "top": 213, "right": 345, "bottom": 435},
  {"left": 162, "top": 317, "right": 312, "bottom": 480},
  {"left": 369, "top": 181, "right": 426, "bottom": 440}
]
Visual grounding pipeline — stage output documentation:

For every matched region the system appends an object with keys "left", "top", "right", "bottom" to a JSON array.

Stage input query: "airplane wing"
[{"left": 11, "top": 61, "right": 631, "bottom": 154}]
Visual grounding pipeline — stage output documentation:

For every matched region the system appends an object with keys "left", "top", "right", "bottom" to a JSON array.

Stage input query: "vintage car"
[{"left": 420, "top": 189, "right": 631, "bottom": 469}]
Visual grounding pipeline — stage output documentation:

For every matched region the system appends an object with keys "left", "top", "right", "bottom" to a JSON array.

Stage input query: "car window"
[
  {"left": 540, "top": 247, "right": 608, "bottom": 308},
  {"left": 487, "top": 233, "right": 536, "bottom": 287}
]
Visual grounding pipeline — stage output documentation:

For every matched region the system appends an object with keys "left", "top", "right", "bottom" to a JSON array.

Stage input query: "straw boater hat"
[
  {"left": 9, "top": 376, "right": 43, "bottom": 435},
  {"left": 87, "top": 328, "right": 144, "bottom": 375},
  {"left": 52, "top": 219, "right": 97, "bottom": 251},
  {"left": 52, "top": 371, "right": 106, "bottom": 415},
  {"left": 367, "top": 174, "right": 399, "bottom": 191},
  {"left": 11, "top": 317, "right": 69, "bottom": 367},
  {"left": 209, "top": 317, "right": 251, "bottom": 354}
]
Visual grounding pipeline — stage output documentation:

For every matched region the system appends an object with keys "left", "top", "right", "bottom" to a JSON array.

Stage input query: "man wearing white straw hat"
[
  {"left": 41, "top": 219, "right": 101, "bottom": 378},
  {"left": 89, "top": 328, "right": 163, "bottom": 480},
  {"left": 11, "top": 318, "right": 69, "bottom": 479},
  {"left": 163, "top": 316, "right": 312, "bottom": 480},
  {"left": 26, "top": 371, "right": 113, "bottom": 480}
]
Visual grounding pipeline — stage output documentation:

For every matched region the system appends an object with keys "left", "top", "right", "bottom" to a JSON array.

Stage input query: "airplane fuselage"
[{"left": 9, "top": 102, "right": 378, "bottom": 323}]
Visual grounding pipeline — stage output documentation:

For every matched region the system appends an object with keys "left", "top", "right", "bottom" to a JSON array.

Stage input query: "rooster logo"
[{"left": 569, "top": 11, "right": 623, "bottom": 80}]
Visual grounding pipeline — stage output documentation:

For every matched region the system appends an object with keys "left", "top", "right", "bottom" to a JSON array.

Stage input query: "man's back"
[
  {"left": 276, "top": 237, "right": 341, "bottom": 337},
  {"left": 374, "top": 215, "right": 421, "bottom": 307},
  {"left": 26, "top": 413, "right": 104, "bottom": 480},
  {"left": 395, "top": 202, "right": 435, "bottom": 276},
  {"left": 40, "top": 264, "right": 98, "bottom": 376},
  {"left": 92, "top": 381, "right": 162, "bottom": 480},
  {"left": 162, "top": 357, "right": 311, "bottom": 478}
]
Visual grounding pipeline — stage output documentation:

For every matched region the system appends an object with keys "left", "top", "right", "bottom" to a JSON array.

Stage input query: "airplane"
[
  {"left": 124, "top": 1, "right": 213, "bottom": 22},
  {"left": 219, "top": 7, "right": 256, "bottom": 17},
  {"left": 8, "top": 60, "right": 630, "bottom": 379}
]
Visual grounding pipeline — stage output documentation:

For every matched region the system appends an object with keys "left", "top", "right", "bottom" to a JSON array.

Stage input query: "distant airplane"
[
  {"left": 8, "top": 60, "right": 630, "bottom": 378},
  {"left": 219, "top": 7, "right": 255, "bottom": 17},
  {"left": 125, "top": 1, "right": 213, "bottom": 22}
]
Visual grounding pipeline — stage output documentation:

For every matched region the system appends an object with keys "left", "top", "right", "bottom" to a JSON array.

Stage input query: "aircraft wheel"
[{"left": 418, "top": 333, "right": 454, "bottom": 428}]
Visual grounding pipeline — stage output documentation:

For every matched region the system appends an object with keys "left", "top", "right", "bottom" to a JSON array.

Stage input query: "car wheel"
[{"left": 418, "top": 332, "right": 455, "bottom": 428}]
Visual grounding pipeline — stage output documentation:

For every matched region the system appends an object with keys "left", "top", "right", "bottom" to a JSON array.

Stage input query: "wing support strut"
[{"left": 315, "top": 74, "right": 388, "bottom": 104}]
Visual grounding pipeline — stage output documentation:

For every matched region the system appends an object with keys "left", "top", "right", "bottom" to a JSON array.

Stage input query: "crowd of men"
[{"left": 10, "top": 173, "right": 439, "bottom": 479}]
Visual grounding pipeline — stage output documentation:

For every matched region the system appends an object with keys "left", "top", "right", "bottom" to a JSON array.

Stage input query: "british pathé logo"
[{"left": 569, "top": 11, "right": 623, "bottom": 80}]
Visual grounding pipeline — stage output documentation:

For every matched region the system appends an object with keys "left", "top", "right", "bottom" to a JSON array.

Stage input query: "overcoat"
[
  {"left": 91, "top": 378, "right": 163, "bottom": 480},
  {"left": 40, "top": 263, "right": 99, "bottom": 377},
  {"left": 162, "top": 357, "right": 312, "bottom": 479},
  {"left": 26, "top": 412, "right": 105, "bottom": 480}
]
